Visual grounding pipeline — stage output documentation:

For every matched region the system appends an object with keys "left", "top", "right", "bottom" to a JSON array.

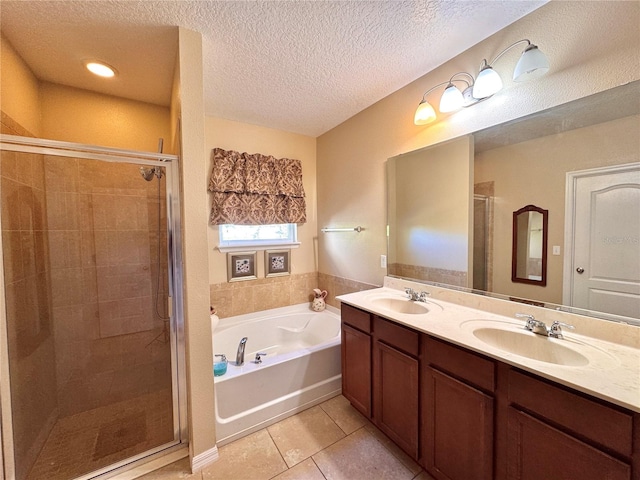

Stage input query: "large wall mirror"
[{"left": 387, "top": 80, "right": 640, "bottom": 324}]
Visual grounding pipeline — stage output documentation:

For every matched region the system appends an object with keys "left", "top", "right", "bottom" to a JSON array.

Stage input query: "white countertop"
[{"left": 336, "top": 286, "right": 640, "bottom": 413}]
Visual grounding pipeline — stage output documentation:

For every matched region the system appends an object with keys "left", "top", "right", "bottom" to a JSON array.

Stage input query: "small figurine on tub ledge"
[{"left": 312, "top": 289, "right": 328, "bottom": 312}]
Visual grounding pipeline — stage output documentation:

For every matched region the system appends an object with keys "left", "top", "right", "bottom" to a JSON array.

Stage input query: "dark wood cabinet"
[
  {"left": 341, "top": 322, "right": 371, "bottom": 417},
  {"left": 505, "top": 369, "right": 634, "bottom": 480},
  {"left": 340, "top": 301, "right": 639, "bottom": 480},
  {"left": 422, "top": 338, "right": 495, "bottom": 480},
  {"left": 507, "top": 407, "right": 631, "bottom": 480},
  {"left": 373, "top": 316, "right": 419, "bottom": 459},
  {"left": 423, "top": 367, "right": 494, "bottom": 480},
  {"left": 340, "top": 305, "right": 420, "bottom": 459}
]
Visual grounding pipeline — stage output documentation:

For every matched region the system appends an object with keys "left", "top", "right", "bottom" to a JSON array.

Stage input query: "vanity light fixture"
[
  {"left": 414, "top": 72, "right": 479, "bottom": 125},
  {"left": 473, "top": 39, "right": 549, "bottom": 99},
  {"left": 414, "top": 39, "right": 549, "bottom": 126},
  {"left": 85, "top": 61, "right": 117, "bottom": 78}
]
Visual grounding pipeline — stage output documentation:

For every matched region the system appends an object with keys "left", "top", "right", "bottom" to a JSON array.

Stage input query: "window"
[{"left": 218, "top": 223, "right": 299, "bottom": 251}]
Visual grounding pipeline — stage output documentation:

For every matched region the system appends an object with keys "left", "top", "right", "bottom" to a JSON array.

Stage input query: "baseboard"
[{"left": 191, "top": 445, "right": 219, "bottom": 472}]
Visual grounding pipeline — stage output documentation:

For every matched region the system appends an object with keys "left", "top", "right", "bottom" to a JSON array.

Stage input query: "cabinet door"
[
  {"left": 507, "top": 408, "right": 631, "bottom": 480},
  {"left": 423, "top": 367, "right": 494, "bottom": 480},
  {"left": 373, "top": 341, "right": 419, "bottom": 459},
  {"left": 341, "top": 323, "right": 371, "bottom": 417}
]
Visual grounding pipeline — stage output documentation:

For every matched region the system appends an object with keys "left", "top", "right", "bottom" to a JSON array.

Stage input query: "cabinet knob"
[{"left": 576, "top": 267, "right": 585, "bottom": 274}]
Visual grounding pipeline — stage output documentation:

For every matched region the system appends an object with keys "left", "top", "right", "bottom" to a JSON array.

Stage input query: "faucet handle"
[
  {"left": 417, "top": 291, "right": 430, "bottom": 302},
  {"left": 549, "top": 321, "right": 575, "bottom": 339},
  {"left": 254, "top": 352, "right": 268, "bottom": 364},
  {"left": 516, "top": 313, "right": 537, "bottom": 330},
  {"left": 405, "top": 287, "right": 414, "bottom": 297}
]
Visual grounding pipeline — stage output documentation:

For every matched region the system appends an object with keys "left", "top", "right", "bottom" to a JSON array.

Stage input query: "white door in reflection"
[{"left": 566, "top": 164, "right": 640, "bottom": 319}]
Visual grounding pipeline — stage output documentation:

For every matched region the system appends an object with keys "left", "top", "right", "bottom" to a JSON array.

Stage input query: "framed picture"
[
  {"left": 265, "top": 249, "right": 291, "bottom": 278},
  {"left": 227, "top": 251, "right": 257, "bottom": 282}
]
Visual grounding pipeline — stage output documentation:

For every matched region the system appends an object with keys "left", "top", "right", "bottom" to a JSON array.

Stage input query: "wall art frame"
[
  {"left": 265, "top": 249, "right": 291, "bottom": 278},
  {"left": 227, "top": 251, "right": 258, "bottom": 282}
]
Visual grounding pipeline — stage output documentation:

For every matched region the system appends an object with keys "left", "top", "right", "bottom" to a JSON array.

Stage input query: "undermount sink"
[
  {"left": 370, "top": 297, "right": 430, "bottom": 315},
  {"left": 471, "top": 327, "right": 589, "bottom": 366}
]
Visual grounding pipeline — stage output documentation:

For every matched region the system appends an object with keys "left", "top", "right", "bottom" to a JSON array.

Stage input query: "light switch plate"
[{"left": 552, "top": 245, "right": 561, "bottom": 255}]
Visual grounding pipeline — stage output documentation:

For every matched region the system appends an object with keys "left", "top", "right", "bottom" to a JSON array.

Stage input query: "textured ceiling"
[{"left": 0, "top": 1, "right": 547, "bottom": 137}]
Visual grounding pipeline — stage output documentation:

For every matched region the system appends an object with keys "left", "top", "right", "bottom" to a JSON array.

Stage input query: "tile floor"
[{"left": 140, "top": 395, "right": 435, "bottom": 480}]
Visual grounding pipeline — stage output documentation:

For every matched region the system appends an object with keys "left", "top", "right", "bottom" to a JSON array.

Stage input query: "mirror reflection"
[
  {"left": 512, "top": 205, "right": 548, "bottom": 286},
  {"left": 387, "top": 81, "right": 640, "bottom": 323}
]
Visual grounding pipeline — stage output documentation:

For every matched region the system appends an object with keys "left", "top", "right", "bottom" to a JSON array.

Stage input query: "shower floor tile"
[{"left": 26, "top": 389, "right": 173, "bottom": 480}]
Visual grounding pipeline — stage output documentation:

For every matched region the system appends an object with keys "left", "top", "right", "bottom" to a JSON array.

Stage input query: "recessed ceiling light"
[{"left": 85, "top": 61, "right": 116, "bottom": 78}]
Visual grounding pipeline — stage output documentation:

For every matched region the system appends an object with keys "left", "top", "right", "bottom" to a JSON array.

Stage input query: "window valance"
[{"left": 208, "top": 147, "right": 307, "bottom": 225}]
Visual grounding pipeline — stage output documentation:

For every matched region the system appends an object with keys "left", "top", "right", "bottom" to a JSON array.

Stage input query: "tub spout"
[{"left": 236, "top": 337, "right": 248, "bottom": 366}]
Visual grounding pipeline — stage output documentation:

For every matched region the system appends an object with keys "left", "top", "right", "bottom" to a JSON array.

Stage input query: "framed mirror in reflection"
[
  {"left": 387, "top": 80, "right": 640, "bottom": 325},
  {"left": 512, "top": 205, "right": 548, "bottom": 286}
]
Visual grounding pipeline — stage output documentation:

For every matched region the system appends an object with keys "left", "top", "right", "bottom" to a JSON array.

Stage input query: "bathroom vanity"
[{"left": 337, "top": 278, "right": 640, "bottom": 480}]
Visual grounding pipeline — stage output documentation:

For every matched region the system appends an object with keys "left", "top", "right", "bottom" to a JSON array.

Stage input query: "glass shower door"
[{"left": 1, "top": 145, "right": 182, "bottom": 480}]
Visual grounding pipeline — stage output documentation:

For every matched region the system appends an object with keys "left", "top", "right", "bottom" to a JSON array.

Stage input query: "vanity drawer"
[
  {"left": 423, "top": 336, "right": 495, "bottom": 392},
  {"left": 341, "top": 303, "right": 371, "bottom": 333},
  {"left": 374, "top": 316, "right": 420, "bottom": 357},
  {"left": 508, "top": 369, "right": 633, "bottom": 456}
]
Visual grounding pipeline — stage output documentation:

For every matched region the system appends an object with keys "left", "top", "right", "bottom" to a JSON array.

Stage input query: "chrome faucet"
[
  {"left": 236, "top": 337, "right": 248, "bottom": 366},
  {"left": 253, "top": 352, "right": 268, "bottom": 364},
  {"left": 405, "top": 288, "right": 430, "bottom": 302},
  {"left": 517, "top": 313, "right": 549, "bottom": 336},
  {"left": 549, "top": 321, "right": 575, "bottom": 339},
  {"left": 517, "top": 314, "right": 575, "bottom": 339}
]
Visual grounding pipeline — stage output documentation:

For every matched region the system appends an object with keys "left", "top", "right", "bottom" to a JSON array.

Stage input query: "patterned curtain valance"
[{"left": 208, "top": 147, "right": 307, "bottom": 225}]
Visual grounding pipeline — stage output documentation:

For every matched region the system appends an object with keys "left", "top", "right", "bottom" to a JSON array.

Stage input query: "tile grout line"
[
  {"left": 265, "top": 426, "right": 290, "bottom": 479},
  {"left": 310, "top": 456, "right": 329, "bottom": 480}
]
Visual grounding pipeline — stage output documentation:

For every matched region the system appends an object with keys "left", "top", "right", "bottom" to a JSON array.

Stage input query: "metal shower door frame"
[{"left": 0, "top": 134, "right": 188, "bottom": 479}]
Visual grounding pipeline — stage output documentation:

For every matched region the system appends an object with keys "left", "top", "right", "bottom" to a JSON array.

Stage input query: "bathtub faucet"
[{"left": 236, "top": 337, "right": 248, "bottom": 366}]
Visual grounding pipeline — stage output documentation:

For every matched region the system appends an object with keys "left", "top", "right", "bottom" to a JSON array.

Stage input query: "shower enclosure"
[{"left": 0, "top": 135, "right": 186, "bottom": 480}]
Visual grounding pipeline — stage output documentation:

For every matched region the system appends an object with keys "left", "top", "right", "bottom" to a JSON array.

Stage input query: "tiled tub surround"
[
  {"left": 210, "top": 272, "right": 319, "bottom": 318},
  {"left": 338, "top": 276, "right": 640, "bottom": 412},
  {"left": 209, "top": 272, "right": 378, "bottom": 317},
  {"left": 212, "top": 304, "right": 341, "bottom": 445},
  {"left": 318, "top": 272, "right": 378, "bottom": 309}
]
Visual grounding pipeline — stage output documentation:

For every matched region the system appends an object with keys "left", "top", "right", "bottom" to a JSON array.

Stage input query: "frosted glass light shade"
[
  {"left": 473, "top": 66, "right": 502, "bottom": 99},
  {"left": 414, "top": 100, "right": 437, "bottom": 125},
  {"left": 513, "top": 45, "right": 549, "bottom": 82},
  {"left": 439, "top": 84, "right": 464, "bottom": 113}
]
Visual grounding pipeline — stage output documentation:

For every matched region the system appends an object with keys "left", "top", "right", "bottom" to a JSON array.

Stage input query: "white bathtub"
[{"left": 212, "top": 303, "right": 342, "bottom": 445}]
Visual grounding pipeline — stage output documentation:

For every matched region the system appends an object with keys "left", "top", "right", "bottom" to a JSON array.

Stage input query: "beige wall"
[
  {"left": 475, "top": 114, "right": 640, "bottom": 305},
  {"left": 317, "top": 1, "right": 640, "bottom": 288},
  {"left": 173, "top": 27, "right": 217, "bottom": 463},
  {"left": 0, "top": 35, "right": 41, "bottom": 136},
  {"left": 40, "top": 83, "right": 171, "bottom": 152},
  {"left": 204, "top": 117, "right": 319, "bottom": 318}
]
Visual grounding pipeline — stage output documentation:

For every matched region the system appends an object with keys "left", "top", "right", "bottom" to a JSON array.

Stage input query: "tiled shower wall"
[{"left": 45, "top": 157, "right": 171, "bottom": 416}]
